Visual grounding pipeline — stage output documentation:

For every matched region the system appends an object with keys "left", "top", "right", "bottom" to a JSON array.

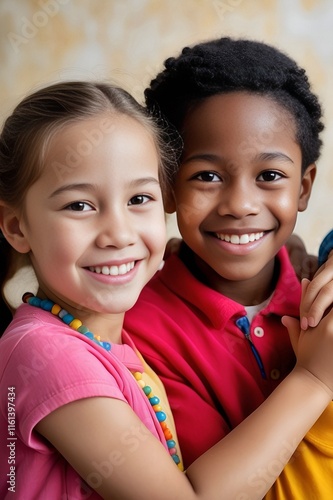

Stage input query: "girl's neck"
[
  {"left": 36, "top": 288, "right": 124, "bottom": 344},
  {"left": 180, "top": 244, "right": 278, "bottom": 306}
]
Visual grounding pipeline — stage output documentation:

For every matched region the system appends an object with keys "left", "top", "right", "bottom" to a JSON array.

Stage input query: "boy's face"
[{"left": 168, "top": 92, "right": 315, "bottom": 298}]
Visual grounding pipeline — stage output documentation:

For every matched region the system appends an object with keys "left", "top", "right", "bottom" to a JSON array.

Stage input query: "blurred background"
[{"left": 1, "top": 0, "right": 333, "bottom": 254}]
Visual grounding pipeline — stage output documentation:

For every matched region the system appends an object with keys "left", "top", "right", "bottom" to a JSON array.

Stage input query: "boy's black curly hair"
[{"left": 145, "top": 37, "right": 324, "bottom": 174}]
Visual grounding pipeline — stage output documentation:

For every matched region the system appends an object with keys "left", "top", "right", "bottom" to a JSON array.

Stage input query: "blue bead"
[
  {"left": 84, "top": 332, "right": 94, "bottom": 340},
  {"left": 30, "top": 297, "right": 41, "bottom": 307},
  {"left": 149, "top": 396, "right": 160, "bottom": 406},
  {"left": 101, "top": 342, "right": 111, "bottom": 351},
  {"left": 167, "top": 439, "right": 176, "bottom": 449},
  {"left": 143, "top": 386, "right": 152, "bottom": 396},
  {"left": 62, "top": 313, "right": 74, "bottom": 324},
  {"left": 40, "top": 299, "right": 53, "bottom": 311},
  {"left": 171, "top": 454, "right": 180, "bottom": 464},
  {"left": 155, "top": 411, "right": 166, "bottom": 422}
]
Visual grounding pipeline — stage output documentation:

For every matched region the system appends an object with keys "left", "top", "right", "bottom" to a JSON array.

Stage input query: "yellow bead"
[
  {"left": 69, "top": 319, "right": 83, "bottom": 330},
  {"left": 51, "top": 304, "right": 61, "bottom": 315},
  {"left": 152, "top": 405, "right": 162, "bottom": 412},
  {"left": 133, "top": 372, "right": 142, "bottom": 381}
]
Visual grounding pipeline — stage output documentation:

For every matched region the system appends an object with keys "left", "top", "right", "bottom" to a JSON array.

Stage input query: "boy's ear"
[
  {"left": 298, "top": 163, "right": 317, "bottom": 212},
  {"left": 0, "top": 204, "right": 30, "bottom": 254},
  {"left": 164, "top": 187, "right": 177, "bottom": 214}
]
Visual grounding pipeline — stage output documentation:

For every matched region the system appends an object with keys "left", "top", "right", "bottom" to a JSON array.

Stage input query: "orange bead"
[
  {"left": 164, "top": 429, "right": 173, "bottom": 440},
  {"left": 51, "top": 304, "right": 61, "bottom": 315}
]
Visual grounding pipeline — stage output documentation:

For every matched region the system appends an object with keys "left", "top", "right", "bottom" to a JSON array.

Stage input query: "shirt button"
[
  {"left": 254, "top": 326, "right": 264, "bottom": 337},
  {"left": 270, "top": 369, "right": 281, "bottom": 380}
]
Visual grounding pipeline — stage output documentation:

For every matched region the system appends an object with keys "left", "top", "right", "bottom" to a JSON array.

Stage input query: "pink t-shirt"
[{"left": 0, "top": 304, "right": 168, "bottom": 499}]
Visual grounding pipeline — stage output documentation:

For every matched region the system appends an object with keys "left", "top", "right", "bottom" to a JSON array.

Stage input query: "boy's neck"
[{"left": 179, "top": 243, "right": 279, "bottom": 307}]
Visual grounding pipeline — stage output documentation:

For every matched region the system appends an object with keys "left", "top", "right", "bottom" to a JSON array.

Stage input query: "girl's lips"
[
  {"left": 215, "top": 231, "right": 265, "bottom": 245},
  {"left": 88, "top": 261, "right": 135, "bottom": 276}
]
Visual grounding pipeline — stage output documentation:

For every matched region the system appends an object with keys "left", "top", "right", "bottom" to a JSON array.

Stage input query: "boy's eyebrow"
[
  {"left": 183, "top": 152, "right": 294, "bottom": 164},
  {"left": 256, "top": 152, "right": 294, "bottom": 163},
  {"left": 49, "top": 177, "right": 160, "bottom": 198}
]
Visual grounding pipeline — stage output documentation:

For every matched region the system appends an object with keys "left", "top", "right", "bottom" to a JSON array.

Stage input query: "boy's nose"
[{"left": 217, "top": 181, "right": 260, "bottom": 218}]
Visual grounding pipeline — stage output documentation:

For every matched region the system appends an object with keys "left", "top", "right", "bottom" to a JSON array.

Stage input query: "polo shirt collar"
[{"left": 159, "top": 245, "right": 300, "bottom": 330}]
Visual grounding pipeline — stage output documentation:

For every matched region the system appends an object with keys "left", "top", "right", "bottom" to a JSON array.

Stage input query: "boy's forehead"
[
  {"left": 182, "top": 93, "right": 295, "bottom": 141},
  {"left": 179, "top": 92, "right": 301, "bottom": 169}
]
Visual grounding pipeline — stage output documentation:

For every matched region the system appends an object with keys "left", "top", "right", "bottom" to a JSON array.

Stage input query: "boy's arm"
[{"left": 284, "top": 234, "right": 317, "bottom": 280}]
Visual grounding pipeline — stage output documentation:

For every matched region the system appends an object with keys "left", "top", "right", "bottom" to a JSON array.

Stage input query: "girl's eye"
[
  {"left": 65, "top": 201, "right": 93, "bottom": 211},
  {"left": 257, "top": 171, "right": 283, "bottom": 182},
  {"left": 128, "top": 194, "right": 151, "bottom": 206},
  {"left": 193, "top": 171, "right": 221, "bottom": 182}
]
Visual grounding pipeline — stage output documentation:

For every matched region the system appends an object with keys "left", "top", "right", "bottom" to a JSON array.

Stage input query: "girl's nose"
[{"left": 95, "top": 210, "right": 136, "bottom": 249}]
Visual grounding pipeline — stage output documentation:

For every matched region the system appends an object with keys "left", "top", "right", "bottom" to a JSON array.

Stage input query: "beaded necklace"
[{"left": 22, "top": 292, "right": 183, "bottom": 471}]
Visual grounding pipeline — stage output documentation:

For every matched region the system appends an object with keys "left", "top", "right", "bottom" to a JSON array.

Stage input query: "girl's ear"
[
  {"left": 0, "top": 204, "right": 30, "bottom": 254},
  {"left": 164, "top": 187, "right": 177, "bottom": 214},
  {"left": 298, "top": 163, "right": 317, "bottom": 212}
]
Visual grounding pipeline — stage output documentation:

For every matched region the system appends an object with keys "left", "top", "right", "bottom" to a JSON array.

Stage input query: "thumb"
[{"left": 282, "top": 315, "right": 300, "bottom": 354}]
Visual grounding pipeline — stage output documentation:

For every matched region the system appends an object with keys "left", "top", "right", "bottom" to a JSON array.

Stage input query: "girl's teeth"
[
  {"left": 89, "top": 262, "right": 135, "bottom": 275},
  {"left": 216, "top": 232, "right": 264, "bottom": 245}
]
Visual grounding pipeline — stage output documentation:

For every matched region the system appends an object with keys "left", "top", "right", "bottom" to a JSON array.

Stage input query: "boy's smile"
[{"left": 169, "top": 92, "right": 315, "bottom": 304}]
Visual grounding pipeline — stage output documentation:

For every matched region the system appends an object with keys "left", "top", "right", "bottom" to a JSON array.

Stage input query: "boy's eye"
[
  {"left": 257, "top": 171, "right": 282, "bottom": 182},
  {"left": 65, "top": 201, "right": 93, "bottom": 211},
  {"left": 193, "top": 171, "right": 221, "bottom": 182},
  {"left": 128, "top": 194, "right": 151, "bottom": 205}
]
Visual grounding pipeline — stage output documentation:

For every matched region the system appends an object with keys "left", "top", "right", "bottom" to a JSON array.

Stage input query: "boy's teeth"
[
  {"left": 89, "top": 262, "right": 135, "bottom": 275},
  {"left": 216, "top": 232, "right": 264, "bottom": 245}
]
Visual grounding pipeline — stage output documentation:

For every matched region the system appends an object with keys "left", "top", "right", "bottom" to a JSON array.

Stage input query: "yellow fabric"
[
  {"left": 265, "top": 402, "right": 333, "bottom": 500},
  {"left": 135, "top": 350, "right": 183, "bottom": 466}
]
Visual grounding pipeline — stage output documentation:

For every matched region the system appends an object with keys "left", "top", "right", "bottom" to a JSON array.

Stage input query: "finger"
[
  {"left": 301, "top": 265, "right": 333, "bottom": 327},
  {"left": 282, "top": 315, "right": 301, "bottom": 354},
  {"left": 304, "top": 283, "right": 333, "bottom": 328}
]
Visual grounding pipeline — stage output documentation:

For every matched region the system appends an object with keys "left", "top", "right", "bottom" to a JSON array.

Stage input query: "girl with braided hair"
[{"left": 125, "top": 37, "right": 333, "bottom": 498}]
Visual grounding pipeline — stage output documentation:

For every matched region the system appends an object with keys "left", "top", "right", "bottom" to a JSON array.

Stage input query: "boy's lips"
[
  {"left": 88, "top": 261, "right": 136, "bottom": 276},
  {"left": 215, "top": 231, "right": 265, "bottom": 245}
]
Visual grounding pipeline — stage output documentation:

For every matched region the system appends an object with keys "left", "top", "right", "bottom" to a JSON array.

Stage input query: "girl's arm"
[
  {"left": 299, "top": 229, "right": 333, "bottom": 330},
  {"left": 36, "top": 307, "right": 333, "bottom": 500}
]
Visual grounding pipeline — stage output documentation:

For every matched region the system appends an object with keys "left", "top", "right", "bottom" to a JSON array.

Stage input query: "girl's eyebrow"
[
  {"left": 127, "top": 176, "right": 161, "bottom": 188},
  {"left": 49, "top": 183, "right": 97, "bottom": 199},
  {"left": 49, "top": 177, "right": 160, "bottom": 198}
]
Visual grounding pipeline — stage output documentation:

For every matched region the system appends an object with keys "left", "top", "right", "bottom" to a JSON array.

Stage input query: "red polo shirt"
[{"left": 125, "top": 246, "right": 300, "bottom": 468}]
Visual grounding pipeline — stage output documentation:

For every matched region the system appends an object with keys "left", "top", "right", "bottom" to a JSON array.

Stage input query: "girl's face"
[
  {"left": 16, "top": 113, "right": 166, "bottom": 327},
  {"left": 169, "top": 92, "right": 315, "bottom": 303}
]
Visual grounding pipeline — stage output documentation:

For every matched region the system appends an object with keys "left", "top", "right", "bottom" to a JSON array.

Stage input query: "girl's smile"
[{"left": 15, "top": 113, "right": 166, "bottom": 337}]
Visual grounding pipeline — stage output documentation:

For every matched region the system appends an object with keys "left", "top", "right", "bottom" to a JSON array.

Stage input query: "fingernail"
[
  {"left": 308, "top": 317, "right": 316, "bottom": 327},
  {"left": 300, "top": 317, "right": 308, "bottom": 330}
]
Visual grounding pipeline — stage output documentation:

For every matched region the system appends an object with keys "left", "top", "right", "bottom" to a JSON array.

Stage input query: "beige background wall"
[{"left": 1, "top": 0, "right": 332, "bottom": 254}]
